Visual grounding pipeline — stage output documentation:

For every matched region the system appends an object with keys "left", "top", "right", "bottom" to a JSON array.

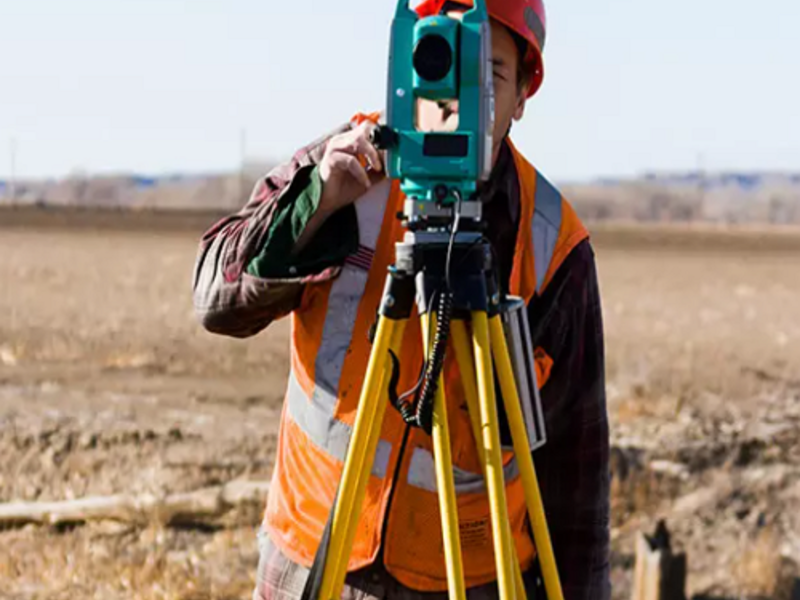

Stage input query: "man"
[{"left": 193, "top": 1, "right": 610, "bottom": 599}]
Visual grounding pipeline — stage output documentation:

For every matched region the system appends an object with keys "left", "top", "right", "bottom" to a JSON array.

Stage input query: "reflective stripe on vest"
[
  {"left": 286, "top": 371, "right": 393, "bottom": 477},
  {"left": 407, "top": 447, "right": 520, "bottom": 494},
  {"left": 532, "top": 172, "right": 563, "bottom": 294},
  {"left": 286, "top": 180, "right": 394, "bottom": 478}
]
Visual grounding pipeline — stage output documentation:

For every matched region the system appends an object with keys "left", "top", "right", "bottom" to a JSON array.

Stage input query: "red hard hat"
[{"left": 414, "top": 0, "right": 546, "bottom": 97}]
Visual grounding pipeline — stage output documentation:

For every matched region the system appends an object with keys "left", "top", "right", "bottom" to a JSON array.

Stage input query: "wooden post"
[
  {"left": 791, "top": 577, "right": 800, "bottom": 600},
  {"left": 631, "top": 521, "right": 687, "bottom": 600}
]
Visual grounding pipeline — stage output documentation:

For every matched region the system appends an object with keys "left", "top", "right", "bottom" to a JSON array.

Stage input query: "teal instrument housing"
[{"left": 381, "top": 0, "right": 495, "bottom": 207}]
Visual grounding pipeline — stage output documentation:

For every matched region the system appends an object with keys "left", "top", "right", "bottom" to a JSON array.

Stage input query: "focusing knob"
[{"left": 371, "top": 126, "right": 399, "bottom": 150}]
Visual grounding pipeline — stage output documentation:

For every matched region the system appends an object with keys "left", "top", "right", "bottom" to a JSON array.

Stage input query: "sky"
[{"left": 1, "top": 0, "right": 799, "bottom": 182}]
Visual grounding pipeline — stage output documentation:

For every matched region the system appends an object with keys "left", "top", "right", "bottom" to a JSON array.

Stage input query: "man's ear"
[{"left": 513, "top": 92, "right": 527, "bottom": 122}]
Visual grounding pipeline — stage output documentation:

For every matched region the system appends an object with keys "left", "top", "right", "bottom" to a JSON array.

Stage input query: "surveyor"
[{"left": 193, "top": 1, "right": 610, "bottom": 598}]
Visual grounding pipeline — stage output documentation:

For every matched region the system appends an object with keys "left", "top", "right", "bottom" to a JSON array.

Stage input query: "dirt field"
[{"left": 1, "top": 209, "right": 798, "bottom": 599}]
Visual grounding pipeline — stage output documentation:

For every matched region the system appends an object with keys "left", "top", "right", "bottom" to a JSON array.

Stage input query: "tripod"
[{"left": 310, "top": 208, "right": 565, "bottom": 600}]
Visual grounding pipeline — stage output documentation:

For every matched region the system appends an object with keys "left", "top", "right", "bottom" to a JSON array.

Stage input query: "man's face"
[
  {"left": 486, "top": 18, "right": 527, "bottom": 161},
  {"left": 415, "top": 13, "right": 528, "bottom": 167}
]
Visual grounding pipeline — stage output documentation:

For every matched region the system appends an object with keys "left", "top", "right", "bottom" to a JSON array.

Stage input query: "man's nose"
[{"left": 436, "top": 99, "right": 460, "bottom": 118}]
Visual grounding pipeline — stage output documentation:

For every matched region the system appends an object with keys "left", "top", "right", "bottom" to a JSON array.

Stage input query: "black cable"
[
  {"left": 399, "top": 290, "right": 437, "bottom": 403},
  {"left": 414, "top": 290, "right": 453, "bottom": 434},
  {"left": 389, "top": 188, "right": 464, "bottom": 435},
  {"left": 412, "top": 189, "right": 462, "bottom": 434},
  {"left": 445, "top": 189, "right": 464, "bottom": 291},
  {"left": 389, "top": 291, "right": 438, "bottom": 420}
]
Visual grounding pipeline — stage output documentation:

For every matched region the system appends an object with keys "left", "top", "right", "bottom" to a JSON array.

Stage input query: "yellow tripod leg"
[
  {"left": 471, "top": 312, "right": 516, "bottom": 600},
  {"left": 320, "top": 316, "right": 407, "bottom": 600},
  {"left": 451, "top": 321, "right": 526, "bottom": 600},
  {"left": 489, "top": 316, "right": 564, "bottom": 600},
  {"left": 421, "top": 313, "right": 467, "bottom": 600}
]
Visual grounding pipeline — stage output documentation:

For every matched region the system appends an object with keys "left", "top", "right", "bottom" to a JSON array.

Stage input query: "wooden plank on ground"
[{"left": 632, "top": 520, "right": 687, "bottom": 600}]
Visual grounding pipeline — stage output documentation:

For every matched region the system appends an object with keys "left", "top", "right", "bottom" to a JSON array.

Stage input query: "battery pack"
[{"left": 499, "top": 297, "right": 547, "bottom": 452}]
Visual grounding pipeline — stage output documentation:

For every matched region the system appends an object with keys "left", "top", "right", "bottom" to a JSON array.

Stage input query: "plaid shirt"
[
  {"left": 193, "top": 122, "right": 611, "bottom": 600},
  {"left": 253, "top": 529, "right": 543, "bottom": 600}
]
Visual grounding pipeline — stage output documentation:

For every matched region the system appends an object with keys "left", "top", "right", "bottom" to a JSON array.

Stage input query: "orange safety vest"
[{"left": 265, "top": 119, "right": 589, "bottom": 592}]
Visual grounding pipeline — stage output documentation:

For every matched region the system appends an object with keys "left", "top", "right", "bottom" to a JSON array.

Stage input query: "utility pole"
[
  {"left": 696, "top": 152, "right": 706, "bottom": 221},
  {"left": 9, "top": 137, "right": 17, "bottom": 204}
]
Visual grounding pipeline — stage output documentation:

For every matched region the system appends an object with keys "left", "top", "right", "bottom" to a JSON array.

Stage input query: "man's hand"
[
  {"left": 294, "top": 123, "right": 384, "bottom": 255},
  {"left": 318, "top": 122, "right": 384, "bottom": 214}
]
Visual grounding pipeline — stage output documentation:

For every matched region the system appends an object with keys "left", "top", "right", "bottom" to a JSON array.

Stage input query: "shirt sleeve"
[
  {"left": 192, "top": 121, "right": 359, "bottom": 339},
  {"left": 246, "top": 165, "right": 358, "bottom": 279},
  {"left": 527, "top": 239, "right": 611, "bottom": 600}
]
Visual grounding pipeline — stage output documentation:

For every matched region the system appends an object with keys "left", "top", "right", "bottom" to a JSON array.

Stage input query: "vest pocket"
[{"left": 406, "top": 446, "right": 520, "bottom": 495}]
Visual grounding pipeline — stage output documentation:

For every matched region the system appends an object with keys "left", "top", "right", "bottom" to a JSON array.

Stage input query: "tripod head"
[{"left": 372, "top": 0, "right": 495, "bottom": 233}]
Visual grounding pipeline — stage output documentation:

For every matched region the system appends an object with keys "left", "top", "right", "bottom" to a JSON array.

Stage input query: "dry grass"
[
  {"left": 732, "top": 528, "right": 782, "bottom": 598},
  {"left": 0, "top": 221, "right": 291, "bottom": 381},
  {"left": 2, "top": 214, "right": 799, "bottom": 598},
  {"left": 0, "top": 523, "right": 257, "bottom": 600},
  {"left": 1, "top": 215, "right": 279, "bottom": 599},
  {"left": 597, "top": 227, "right": 800, "bottom": 410}
]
